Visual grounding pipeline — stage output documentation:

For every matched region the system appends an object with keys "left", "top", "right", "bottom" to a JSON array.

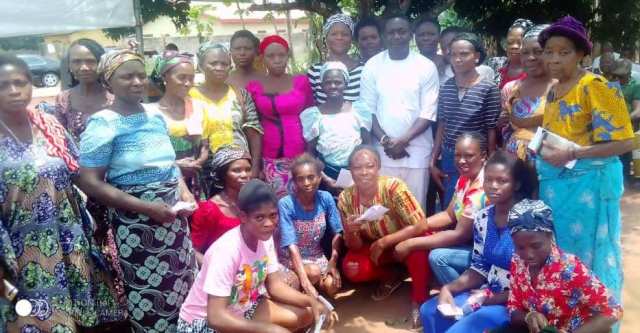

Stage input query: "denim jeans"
[
  {"left": 428, "top": 246, "right": 472, "bottom": 285},
  {"left": 440, "top": 146, "right": 460, "bottom": 208}
]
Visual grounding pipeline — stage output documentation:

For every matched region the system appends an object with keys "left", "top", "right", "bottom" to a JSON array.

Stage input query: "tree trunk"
[{"left": 285, "top": 0, "right": 296, "bottom": 65}]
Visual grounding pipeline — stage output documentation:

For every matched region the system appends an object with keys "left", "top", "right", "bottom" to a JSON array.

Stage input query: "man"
[
  {"left": 354, "top": 16, "right": 385, "bottom": 63},
  {"left": 358, "top": 13, "right": 439, "bottom": 210},
  {"left": 592, "top": 41, "right": 620, "bottom": 73}
]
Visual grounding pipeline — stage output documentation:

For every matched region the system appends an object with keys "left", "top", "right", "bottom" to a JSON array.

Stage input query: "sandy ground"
[{"left": 326, "top": 188, "right": 640, "bottom": 333}]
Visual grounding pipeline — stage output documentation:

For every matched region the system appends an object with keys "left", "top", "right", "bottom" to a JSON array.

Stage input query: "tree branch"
[{"left": 247, "top": 1, "right": 337, "bottom": 18}]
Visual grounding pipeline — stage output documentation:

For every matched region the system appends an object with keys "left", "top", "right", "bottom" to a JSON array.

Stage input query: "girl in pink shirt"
[{"left": 246, "top": 35, "right": 314, "bottom": 197}]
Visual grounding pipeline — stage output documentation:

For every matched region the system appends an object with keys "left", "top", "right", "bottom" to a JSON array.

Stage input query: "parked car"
[{"left": 17, "top": 54, "right": 60, "bottom": 87}]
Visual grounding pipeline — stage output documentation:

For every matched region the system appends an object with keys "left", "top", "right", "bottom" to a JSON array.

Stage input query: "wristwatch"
[{"left": 380, "top": 134, "right": 390, "bottom": 146}]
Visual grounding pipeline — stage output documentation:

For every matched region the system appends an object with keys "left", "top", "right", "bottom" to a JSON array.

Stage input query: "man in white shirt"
[{"left": 358, "top": 13, "right": 439, "bottom": 210}]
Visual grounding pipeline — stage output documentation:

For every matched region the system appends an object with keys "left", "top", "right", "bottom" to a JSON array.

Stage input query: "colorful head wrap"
[
  {"left": 156, "top": 50, "right": 193, "bottom": 76},
  {"left": 539, "top": 16, "right": 592, "bottom": 54},
  {"left": 323, "top": 13, "right": 354, "bottom": 38},
  {"left": 97, "top": 49, "right": 144, "bottom": 83},
  {"left": 508, "top": 199, "right": 555, "bottom": 235},
  {"left": 320, "top": 61, "right": 349, "bottom": 83},
  {"left": 259, "top": 35, "right": 289, "bottom": 55},
  {"left": 523, "top": 24, "right": 550, "bottom": 41},
  {"left": 510, "top": 18, "right": 534, "bottom": 32},
  {"left": 196, "top": 42, "right": 229, "bottom": 67},
  {"left": 210, "top": 145, "right": 251, "bottom": 191}
]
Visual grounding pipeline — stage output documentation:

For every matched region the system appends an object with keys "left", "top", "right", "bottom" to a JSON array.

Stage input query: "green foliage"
[
  {"left": 179, "top": 4, "right": 216, "bottom": 42},
  {"left": 438, "top": 8, "right": 472, "bottom": 30},
  {"left": 103, "top": 0, "right": 191, "bottom": 40}
]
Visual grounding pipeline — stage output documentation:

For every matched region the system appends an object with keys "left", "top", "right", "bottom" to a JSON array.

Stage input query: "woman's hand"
[
  {"left": 144, "top": 202, "right": 177, "bottom": 224},
  {"left": 176, "top": 157, "right": 202, "bottom": 177},
  {"left": 437, "top": 286, "right": 455, "bottom": 307},
  {"left": 430, "top": 165, "right": 448, "bottom": 192},
  {"left": 342, "top": 215, "right": 362, "bottom": 235},
  {"left": 541, "top": 140, "right": 574, "bottom": 167},
  {"left": 369, "top": 238, "right": 387, "bottom": 265},
  {"left": 300, "top": 276, "right": 319, "bottom": 298},
  {"left": 393, "top": 238, "right": 414, "bottom": 262},
  {"left": 327, "top": 263, "right": 342, "bottom": 290},
  {"left": 524, "top": 311, "right": 549, "bottom": 333}
]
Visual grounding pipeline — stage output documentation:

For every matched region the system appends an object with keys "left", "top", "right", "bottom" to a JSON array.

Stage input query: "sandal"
[{"left": 371, "top": 279, "right": 402, "bottom": 301}]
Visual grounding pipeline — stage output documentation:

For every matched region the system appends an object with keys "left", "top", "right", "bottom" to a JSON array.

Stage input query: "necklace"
[
  {"left": 220, "top": 191, "right": 240, "bottom": 214},
  {"left": 0, "top": 117, "right": 32, "bottom": 148}
]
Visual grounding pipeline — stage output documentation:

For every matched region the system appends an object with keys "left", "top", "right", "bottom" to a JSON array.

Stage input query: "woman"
[
  {"left": 0, "top": 53, "right": 125, "bottom": 332},
  {"left": 247, "top": 35, "right": 314, "bottom": 197},
  {"left": 395, "top": 132, "right": 489, "bottom": 285},
  {"left": 150, "top": 50, "right": 209, "bottom": 197},
  {"left": 301, "top": 61, "right": 371, "bottom": 182},
  {"left": 487, "top": 19, "right": 533, "bottom": 89},
  {"left": 338, "top": 145, "right": 430, "bottom": 328},
  {"left": 77, "top": 49, "right": 198, "bottom": 332},
  {"left": 55, "top": 38, "right": 113, "bottom": 141},
  {"left": 190, "top": 43, "right": 263, "bottom": 185},
  {"left": 431, "top": 33, "right": 501, "bottom": 207},
  {"left": 420, "top": 151, "right": 538, "bottom": 333},
  {"left": 415, "top": 16, "right": 446, "bottom": 76},
  {"left": 278, "top": 154, "right": 343, "bottom": 298},
  {"left": 502, "top": 25, "right": 553, "bottom": 161},
  {"left": 354, "top": 16, "right": 384, "bottom": 64},
  {"left": 307, "top": 13, "right": 364, "bottom": 104},
  {"left": 536, "top": 16, "right": 634, "bottom": 301},
  {"left": 228, "top": 30, "right": 265, "bottom": 89},
  {"left": 190, "top": 146, "right": 250, "bottom": 263},
  {"left": 505, "top": 200, "right": 622, "bottom": 333}
]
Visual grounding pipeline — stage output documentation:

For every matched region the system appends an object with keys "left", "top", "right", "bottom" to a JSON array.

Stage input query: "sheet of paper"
[
  {"left": 437, "top": 304, "right": 463, "bottom": 320},
  {"left": 171, "top": 201, "right": 197, "bottom": 214},
  {"left": 318, "top": 295, "right": 335, "bottom": 311},
  {"left": 310, "top": 314, "right": 325, "bottom": 333},
  {"left": 334, "top": 169, "right": 354, "bottom": 188},
  {"left": 528, "top": 127, "right": 579, "bottom": 169},
  {"left": 356, "top": 205, "right": 389, "bottom": 223}
]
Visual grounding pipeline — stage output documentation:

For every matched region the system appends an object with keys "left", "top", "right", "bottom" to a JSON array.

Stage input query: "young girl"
[
  {"left": 301, "top": 61, "right": 371, "bottom": 185},
  {"left": 278, "top": 154, "right": 343, "bottom": 298},
  {"left": 420, "top": 150, "right": 538, "bottom": 333},
  {"left": 178, "top": 179, "right": 331, "bottom": 333}
]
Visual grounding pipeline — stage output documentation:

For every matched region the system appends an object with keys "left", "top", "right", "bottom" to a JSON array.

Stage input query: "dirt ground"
[{"left": 326, "top": 188, "right": 640, "bottom": 333}]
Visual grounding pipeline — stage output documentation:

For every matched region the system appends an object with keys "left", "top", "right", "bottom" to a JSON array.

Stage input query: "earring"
[{"left": 475, "top": 59, "right": 479, "bottom": 64}]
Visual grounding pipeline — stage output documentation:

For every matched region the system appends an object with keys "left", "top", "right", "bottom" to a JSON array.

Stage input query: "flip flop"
[{"left": 371, "top": 279, "right": 402, "bottom": 301}]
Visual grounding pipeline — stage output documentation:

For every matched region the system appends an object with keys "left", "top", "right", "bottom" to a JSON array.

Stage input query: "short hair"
[
  {"left": 348, "top": 144, "right": 381, "bottom": 167},
  {"left": 354, "top": 16, "right": 382, "bottom": 40},
  {"left": 440, "top": 26, "right": 466, "bottom": 38},
  {"left": 456, "top": 131, "right": 488, "bottom": 155},
  {"left": 485, "top": 150, "right": 538, "bottom": 201},
  {"left": 291, "top": 153, "right": 324, "bottom": 177},
  {"left": 383, "top": 12, "right": 411, "bottom": 31},
  {"left": 67, "top": 38, "right": 105, "bottom": 87},
  {"left": 414, "top": 16, "right": 440, "bottom": 33},
  {"left": 0, "top": 53, "right": 32, "bottom": 82},
  {"left": 238, "top": 179, "right": 278, "bottom": 213},
  {"left": 451, "top": 32, "right": 487, "bottom": 64},
  {"left": 165, "top": 43, "right": 179, "bottom": 51},
  {"left": 230, "top": 30, "right": 260, "bottom": 50}
]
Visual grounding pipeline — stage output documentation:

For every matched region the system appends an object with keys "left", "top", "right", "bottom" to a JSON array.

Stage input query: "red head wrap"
[{"left": 259, "top": 35, "right": 289, "bottom": 55}]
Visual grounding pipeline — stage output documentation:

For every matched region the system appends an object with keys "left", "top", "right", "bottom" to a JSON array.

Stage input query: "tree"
[
  {"left": 178, "top": 4, "right": 216, "bottom": 43},
  {"left": 103, "top": 0, "right": 191, "bottom": 40}
]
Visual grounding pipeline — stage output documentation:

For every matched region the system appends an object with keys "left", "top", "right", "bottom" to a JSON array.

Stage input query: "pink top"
[{"left": 246, "top": 75, "right": 314, "bottom": 159}]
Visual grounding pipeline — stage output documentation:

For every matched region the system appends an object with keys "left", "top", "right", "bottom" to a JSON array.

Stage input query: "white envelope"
[
  {"left": 171, "top": 201, "right": 197, "bottom": 213},
  {"left": 355, "top": 205, "right": 389, "bottom": 223}
]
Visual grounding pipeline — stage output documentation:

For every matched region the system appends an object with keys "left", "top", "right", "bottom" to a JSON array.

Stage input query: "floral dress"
[{"left": 0, "top": 113, "right": 125, "bottom": 332}]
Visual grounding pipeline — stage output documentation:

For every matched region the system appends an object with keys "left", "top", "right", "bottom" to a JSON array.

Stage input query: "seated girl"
[
  {"left": 190, "top": 146, "right": 251, "bottom": 263},
  {"left": 420, "top": 151, "right": 538, "bottom": 333},
  {"left": 301, "top": 61, "right": 371, "bottom": 184},
  {"left": 502, "top": 199, "right": 622, "bottom": 333},
  {"left": 278, "top": 154, "right": 343, "bottom": 298},
  {"left": 393, "top": 132, "right": 490, "bottom": 285},
  {"left": 178, "top": 179, "right": 331, "bottom": 333}
]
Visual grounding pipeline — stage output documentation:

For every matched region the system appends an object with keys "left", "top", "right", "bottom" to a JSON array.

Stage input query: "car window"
[{"left": 18, "top": 55, "right": 45, "bottom": 66}]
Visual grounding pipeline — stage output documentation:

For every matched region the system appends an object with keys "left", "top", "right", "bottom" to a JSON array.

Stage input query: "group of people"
[{"left": 0, "top": 9, "right": 635, "bottom": 333}]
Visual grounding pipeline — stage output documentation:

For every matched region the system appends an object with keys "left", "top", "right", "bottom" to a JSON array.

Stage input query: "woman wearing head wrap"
[
  {"left": 0, "top": 53, "right": 128, "bottom": 333},
  {"left": 301, "top": 61, "right": 371, "bottom": 185},
  {"left": 431, "top": 32, "right": 501, "bottom": 206},
  {"left": 535, "top": 16, "right": 634, "bottom": 304},
  {"left": 487, "top": 18, "right": 534, "bottom": 89},
  {"left": 228, "top": 30, "right": 265, "bottom": 89},
  {"left": 307, "top": 13, "right": 364, "bottom": 104},
  {"left": 149, "top": 51, "right": 208, "bottom": 197},
  {"left": 77, "top": 49, "right": 198, "bottom": 332},
  {"left": 189, "top": 42, "right": 263, "bottom": 194},
  {"left": 502, "top": 200, "right": 622, "bottom": 333},
  {"left": 190, "top": 145, "right": 251, "bottom": 263},
  {"left": 501, "top": 24, "right": 553, "bottom": 161},
  {"left": 246, "top": 35, "right": 314, "bottom": 198}
]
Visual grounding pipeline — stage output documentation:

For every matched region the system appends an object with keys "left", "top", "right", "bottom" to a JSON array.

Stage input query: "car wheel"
[{"left": 42, "top": 72, "right": 59, "bottom": 87}]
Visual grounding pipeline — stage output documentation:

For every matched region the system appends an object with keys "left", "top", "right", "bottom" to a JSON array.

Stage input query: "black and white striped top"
[
  {"left": 438, "top": 77, "right": 501, "bottom": 150},
  {"left": 307, "top": 62, "right": 364, "bottom": 104}
]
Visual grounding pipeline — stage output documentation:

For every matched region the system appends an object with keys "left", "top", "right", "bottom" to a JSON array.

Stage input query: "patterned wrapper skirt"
[{"left": 263, "top": 157, "right": 294, "bottom": 198}]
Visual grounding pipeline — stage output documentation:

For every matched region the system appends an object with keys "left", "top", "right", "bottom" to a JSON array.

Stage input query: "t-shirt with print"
[
  {"left": 179, "top": 226, "right": 279, "bottom": 323},
  {"left": 452, "top": 168, "right": 488, "bottom": 222}
]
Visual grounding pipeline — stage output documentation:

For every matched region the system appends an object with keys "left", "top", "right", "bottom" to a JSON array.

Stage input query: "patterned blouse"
[
  {"left": 543, "top": 72, "right": 634, "bottom": 146},
  {"left": 470, "top": 205, "right": 513, "bottom": 293},
  {"left": 507, "top": 244, "right": 622, "bottom": 332},
  {"left": 452, "top": 168, "right": 488, "bottom": 222},
  {"left": 54, "top": 88, "right": 114, "bottom": 142},
  {"left": 337, "top": 176, "right": 425, "bottom": 241}
]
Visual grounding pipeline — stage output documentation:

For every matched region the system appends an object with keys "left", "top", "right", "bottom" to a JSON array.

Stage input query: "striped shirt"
[
  {"left": 307, "top": 62, "right": 364, "bottom": 104},
  {"left": 439, "top": 77, "right": 501, "bottom": 150}
]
